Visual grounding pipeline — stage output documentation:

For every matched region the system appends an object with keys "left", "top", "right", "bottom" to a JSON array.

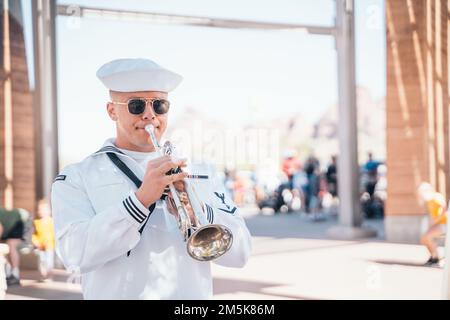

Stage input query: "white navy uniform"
[{"left": 51, "top": 139, "right": 252, "bottom": 299}]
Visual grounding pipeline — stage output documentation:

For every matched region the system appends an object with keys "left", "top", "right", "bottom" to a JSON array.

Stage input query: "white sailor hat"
[{"left": 96, "top": 58, "right": 183, "bottom": 93}]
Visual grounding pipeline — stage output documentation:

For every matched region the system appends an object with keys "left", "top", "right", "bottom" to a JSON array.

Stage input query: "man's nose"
[{"left": 142, "top": 102, "right": 156, "bottom": 120}]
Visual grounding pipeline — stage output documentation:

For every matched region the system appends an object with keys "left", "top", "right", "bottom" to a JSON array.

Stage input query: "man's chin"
[
  {"left": 135, "top": 142, "right": 156, "bottom": 152},
  {"left": 130, "top": 128, "right": 162, "bottom": 148},
  {"left": 136, "top": 137, "right": 159, "bottom": 151}
]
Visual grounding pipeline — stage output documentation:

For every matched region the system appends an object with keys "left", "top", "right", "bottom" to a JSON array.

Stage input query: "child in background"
[
  {"left": 417, "top": 182, "right": 447, "bottom": 266},
  {"left": 32, "top": 199, "right": 55, "bottom": 280}
]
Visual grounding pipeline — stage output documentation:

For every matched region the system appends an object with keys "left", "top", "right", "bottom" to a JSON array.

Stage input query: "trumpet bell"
[{"left": 187, "top": 224, "right": 233, "bottom": 261}]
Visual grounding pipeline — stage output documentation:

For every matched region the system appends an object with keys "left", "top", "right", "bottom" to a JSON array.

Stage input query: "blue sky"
[{"left": 21, "top": 0, "right": 385, "bottom": 165}]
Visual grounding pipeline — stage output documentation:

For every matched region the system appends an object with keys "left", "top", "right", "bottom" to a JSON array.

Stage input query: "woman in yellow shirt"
[{"left": 418, "top": 182, "right": 447, "bottom": 266}]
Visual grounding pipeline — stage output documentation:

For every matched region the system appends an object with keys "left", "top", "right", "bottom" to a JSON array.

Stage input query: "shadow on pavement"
[
  {"left": 8, "top": 275, "right": 313, "bottom": 300},
  {"left": 6, "top": 284, "right": 83, "bottom": 300},
  {"left": 213, "top": 277, "right": 315, "bottom": 300},
  {"left": 6, "top": 269, "right": 83, "bottom": 300},
  {"left": 370, "top": 259, "right": 444, "bottom": 269}
]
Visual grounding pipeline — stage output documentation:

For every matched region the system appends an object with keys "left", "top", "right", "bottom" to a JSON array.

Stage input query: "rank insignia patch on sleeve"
[
  {"left": 54, "top": 174, "right": 66, "bottom": 182},
  {"left": 214, "top": 192, "right": 236, "bottom": 214}
]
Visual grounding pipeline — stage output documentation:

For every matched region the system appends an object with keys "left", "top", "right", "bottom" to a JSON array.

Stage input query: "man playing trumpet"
[{"left": 51, "top": 58, "right": 252, "bottom": 299}]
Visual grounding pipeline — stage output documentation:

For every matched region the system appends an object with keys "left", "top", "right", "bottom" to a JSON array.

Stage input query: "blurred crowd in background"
[{"left": 220, "top": 151, "right": 386, "bottom": 221}]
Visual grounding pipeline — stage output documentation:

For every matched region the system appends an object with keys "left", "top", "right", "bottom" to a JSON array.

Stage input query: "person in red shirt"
[{"left": 282, "top": 150, "right": 301, "bottom": 189}]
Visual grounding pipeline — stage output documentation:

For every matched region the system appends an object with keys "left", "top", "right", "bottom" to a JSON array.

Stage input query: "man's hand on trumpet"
[
  {"left": 164, "top": 178, "right": 204, "bottom": 229},
  {"left": 135, "top": 155, "right": 188, "bottom": 208},
  {"left": 166, "top": 182, "right": 200, "bottom": 228}
]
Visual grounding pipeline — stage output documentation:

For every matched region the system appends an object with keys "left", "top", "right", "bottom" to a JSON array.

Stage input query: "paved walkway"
[{"left": 4, "top": 208, "right": 446, "bottom": 300}]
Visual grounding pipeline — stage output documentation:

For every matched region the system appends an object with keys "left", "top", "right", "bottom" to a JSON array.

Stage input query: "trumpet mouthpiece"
[
  {"left": 145, "top": 124, "right": 155, "bottom": 134},
  {"left": 145, "top": 124, "right": 160, "bottom": 149}
]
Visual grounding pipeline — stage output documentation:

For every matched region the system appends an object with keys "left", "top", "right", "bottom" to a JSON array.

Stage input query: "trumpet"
[{"left": 145, "top": 124, "right": 233, "bottom": 261}]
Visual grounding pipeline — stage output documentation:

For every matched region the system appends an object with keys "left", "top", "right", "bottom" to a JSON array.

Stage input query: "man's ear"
[{"left": 106, "top": 102, "right": 118, "bottom": 121}]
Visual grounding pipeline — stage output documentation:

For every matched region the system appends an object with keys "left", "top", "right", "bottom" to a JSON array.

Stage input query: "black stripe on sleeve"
[
  {"left": 123, "top": 198, "right": 145, "bottom": 223},
  {"left": 127, "top": 197, "right": 145, "bottom": 217},
  {"left": 205, "top": 204, "right": 214, "bottom": 224},
  {"left": 125, "top": 197, "right": 146, "bottom": 221}
]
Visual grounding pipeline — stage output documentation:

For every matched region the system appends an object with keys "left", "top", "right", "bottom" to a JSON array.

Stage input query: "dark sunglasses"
[{"left": 111, "top": 98, "right": 170, "bottom": 115}]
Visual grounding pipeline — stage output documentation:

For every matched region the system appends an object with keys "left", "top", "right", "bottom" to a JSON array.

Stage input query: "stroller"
[{"left": 257, "top": 181, "right": 301, "bottom": 213}]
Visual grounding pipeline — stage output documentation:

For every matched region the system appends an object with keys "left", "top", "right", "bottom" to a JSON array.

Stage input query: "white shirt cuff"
[{"left": 122, "top": 191, "right": 152, "bottom": 227}]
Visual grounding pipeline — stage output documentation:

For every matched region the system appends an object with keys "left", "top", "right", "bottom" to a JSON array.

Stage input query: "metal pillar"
[
  {"left": 32, "top": 0, "right": 58, "bottom": 201},
  {"left": 327, "top": 0, "right": 376, "bottom": 239},
  {"left": 336, "top": 0, "right": 359, "bottom": 227}
]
